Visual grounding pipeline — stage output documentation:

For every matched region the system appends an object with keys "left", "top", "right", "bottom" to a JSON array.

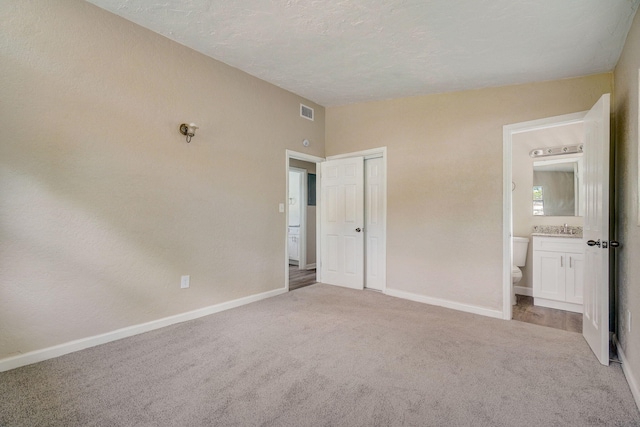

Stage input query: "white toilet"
[{"left": 512, "top": 237, "right": 529, "bottom": 302}]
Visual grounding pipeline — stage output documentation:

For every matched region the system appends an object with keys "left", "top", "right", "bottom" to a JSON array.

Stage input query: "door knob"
[
  {"left": 587, "top": 239, "right": 601, "bottom": 247},
  {"left": 355, "top": 228, "right": 362, "bottom": 232}
]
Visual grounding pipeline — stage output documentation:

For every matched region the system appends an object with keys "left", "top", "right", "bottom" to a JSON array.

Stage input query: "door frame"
[
  {"left": 326, "top": 147, "right": 387, "bottom": 292},
  {"left": 502, "top": 112, "right": 587, "bottom": 320},
  {"left": 285, "top": 150, "right": 324, "bottom": 290}
]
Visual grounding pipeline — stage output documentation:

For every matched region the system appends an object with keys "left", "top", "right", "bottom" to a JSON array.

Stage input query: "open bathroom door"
[
  {"left": 582, "top": 94, "right": 610, "bottom": 366},
  {"left": 320, "top": 156, "right": 364, "bottom": 290}
]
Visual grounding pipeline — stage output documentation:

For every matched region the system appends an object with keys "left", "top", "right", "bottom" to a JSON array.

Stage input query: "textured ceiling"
[{"left": 86, "top": 0, "right": 639, "bottom": 106}]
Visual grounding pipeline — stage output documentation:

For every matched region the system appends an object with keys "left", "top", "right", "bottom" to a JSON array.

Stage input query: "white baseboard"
[
  {"left": 0, "top": 287, "right": 287, "bottom": 373},
  {"left": 384, "top": 288, "right": 503, "bottom": 319},
  {"left": 514, "top": 286, "right": 533, "bottom": 297},
  {"left": 614, "top": 335, "right": 640, "bottom": 411},
  {"left": 305, "top": 263, "right": 317, "bottom": 270}
]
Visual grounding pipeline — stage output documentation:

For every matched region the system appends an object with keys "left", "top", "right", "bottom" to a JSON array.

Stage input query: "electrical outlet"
[
  {"left": 181, "top": 275, "right": 190, "bottom": 289},
  {"left": 627, "top": 310, "right": 632, "bottom": 333}
]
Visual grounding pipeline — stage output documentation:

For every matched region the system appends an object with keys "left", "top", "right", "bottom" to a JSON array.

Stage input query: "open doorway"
[
  {"left": 503, "top": 94, "right": 612, "bottom": 366},
  {"left": 286, "top": 151, "right": 323, "bottom": 291},
  {"left": 503, "top": 111, "right": 587, "bottom": 320},
  {"left": 510, "top": 123, "right": 585, "bottom": 333}
]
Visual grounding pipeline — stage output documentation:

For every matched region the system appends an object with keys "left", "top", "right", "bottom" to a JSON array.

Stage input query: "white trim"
[
  {"left": 384, "top": 288, "right": 503, "bottom": 319},
  {"left": 514, "top": 286, "right": 533, "bottom": 297},
  {"left": 305, "top": 263, "right": 317, "bottom": 270},
  {"left": 285, "top": 151, "right": 324, "bottom": 165},
  {"left": 614, "top": 335, "right": 640, "bottom": 411},
  {"left": 0, "top": 287, "right": 287, "bottom": 373},
  {"left": 327, "top": 147, "right": 385, "bottom": 161},
  {"left": 502, "top": 111, "right": 588, "bottom": 321}
]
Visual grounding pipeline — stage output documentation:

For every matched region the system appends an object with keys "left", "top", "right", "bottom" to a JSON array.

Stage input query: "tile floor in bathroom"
[{"left": 512, "top": 295, "right": 582, "bottom": 333}]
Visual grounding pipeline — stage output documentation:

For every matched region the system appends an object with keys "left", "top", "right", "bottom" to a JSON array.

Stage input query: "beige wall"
[
  {"left": 512, "top": 124, "right": 584, "bottom": 289},
  {"left": 0, "top": 1, "right": 324, "bottom": 359},
  {"left": 613, "top": 6, "right": 640, "bottom": 401},
  {"left": 326, "top": 74, "right": 612, "bottom": 311}
]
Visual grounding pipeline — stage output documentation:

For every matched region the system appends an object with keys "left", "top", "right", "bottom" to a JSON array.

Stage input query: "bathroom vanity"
[
  {"left": 532, "top": 235, "right": 584, "bottom": 313},
  {"left": 288, "top": 226, "right": 300, "bottom": 264}
]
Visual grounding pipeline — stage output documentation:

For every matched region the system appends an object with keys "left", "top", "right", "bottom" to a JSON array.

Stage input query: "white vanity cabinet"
[
  {"left": 288, "top": 227, "right": 300, "bottom": 264},
  {"left": 532, "top": 236, "right": 584, "bottom": 313}
]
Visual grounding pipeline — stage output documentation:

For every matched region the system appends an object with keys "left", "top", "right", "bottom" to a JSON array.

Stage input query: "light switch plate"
[{"left": 181, "top": 275, "right": 190, "bottom": 289}]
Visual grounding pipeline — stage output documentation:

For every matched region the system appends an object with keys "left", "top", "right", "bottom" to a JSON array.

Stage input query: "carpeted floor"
[{"left": 1, "top": 284, "right": 638, "bottom": 426}]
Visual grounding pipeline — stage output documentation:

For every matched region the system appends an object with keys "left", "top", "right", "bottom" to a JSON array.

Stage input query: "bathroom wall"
[
  {"left": 289, "top": 159, "right": 317, "bottom": 266},
  {"left": 0, "top": 1, "right": 325, "bottom": 359},
  {"left": 326, "top": 74, "right": 611, "bottom": 313},
  {"left": 613, "top": 4, "right": 640, "bottom": 406},
  {"left": 512, "top": 124, "right": 585, "bottom": 290}
]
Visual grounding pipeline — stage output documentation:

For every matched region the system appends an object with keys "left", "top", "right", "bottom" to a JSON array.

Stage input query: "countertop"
[{"left": 531, "top": 233, "right": 582, "bottom": 239}]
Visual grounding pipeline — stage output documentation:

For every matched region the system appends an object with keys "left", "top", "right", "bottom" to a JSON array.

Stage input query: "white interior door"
[
  {"left": 582, "top": 93, "right": 610, "bottom": 366},
  {"left": 321, "top": 157, "right": 364, "bottom": 289},
  {"left": 364, "top": 157, "right": 385, "bottom": 291}
]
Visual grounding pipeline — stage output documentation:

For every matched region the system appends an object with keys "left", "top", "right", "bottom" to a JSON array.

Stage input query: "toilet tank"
[{"left": 513, "top": 237, "right": 529, "bottom": 267}]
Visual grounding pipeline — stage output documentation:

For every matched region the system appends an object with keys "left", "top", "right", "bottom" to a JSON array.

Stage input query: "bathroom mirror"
[{"left": 532, "top": 157, "right": 583, "bottom": 216}]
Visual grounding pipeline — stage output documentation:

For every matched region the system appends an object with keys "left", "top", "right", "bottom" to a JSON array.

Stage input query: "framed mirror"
[{"left": 532, "top": 157, "right": 583, "bottom": 216}]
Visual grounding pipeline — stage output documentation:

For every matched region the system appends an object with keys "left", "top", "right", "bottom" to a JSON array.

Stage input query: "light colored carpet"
[{"left": 1, "top": 284, "right": 638, "bottom": 426}]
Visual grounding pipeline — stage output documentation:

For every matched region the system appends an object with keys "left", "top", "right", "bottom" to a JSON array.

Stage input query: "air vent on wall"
[{"left": 300, "top": 104, "right": 314, "bottom": 121}]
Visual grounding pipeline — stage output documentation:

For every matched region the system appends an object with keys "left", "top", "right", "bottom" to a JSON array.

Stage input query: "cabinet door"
[
  {"left": 565, "top": 252, "right": 584, "bottom": 304},
  {"left": 533, "top": 251, "right": 565, "bottom": 301},
  {"left": 288, "top": 235, "right": 299, "bottom": 261}
]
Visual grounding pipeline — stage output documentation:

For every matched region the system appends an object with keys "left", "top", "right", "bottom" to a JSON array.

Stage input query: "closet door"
[
  {"left": 320, "top": 157, "right": 364, "bottom": 290},
  {"left": 364, "top": 157, "right": 385, "bottom": 291}
]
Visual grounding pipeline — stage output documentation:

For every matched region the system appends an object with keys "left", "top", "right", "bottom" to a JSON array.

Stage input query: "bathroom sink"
[{"left": 531, "top": 232, "right": 582, "bottom": 238}]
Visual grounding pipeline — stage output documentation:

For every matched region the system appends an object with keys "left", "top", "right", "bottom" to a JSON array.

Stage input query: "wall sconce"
[{"left": 179, "top": 123, "right": 199, "bottom": 143}]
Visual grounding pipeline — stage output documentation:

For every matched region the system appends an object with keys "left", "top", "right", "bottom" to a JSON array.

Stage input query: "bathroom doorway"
[
  {"left": 504, "top": 111, "right": 587, "bottom": 318},
  {"left": 510, "top": 122, "right": 585, "bottom": 333},
  {"left": 503, "top": 94, "right": 612, "bottom": 365}
]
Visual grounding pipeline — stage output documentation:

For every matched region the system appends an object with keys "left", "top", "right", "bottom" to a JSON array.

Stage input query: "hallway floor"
[
  {"left": 512, "top": 295, "right": 582, "bottom": 333},
  {"left": 289, "top": 265, "right": 317, "bottom": 291}
]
